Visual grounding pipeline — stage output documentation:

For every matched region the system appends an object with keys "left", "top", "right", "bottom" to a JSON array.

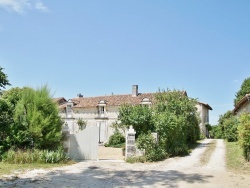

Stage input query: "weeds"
[
  {"left": 199, "top": 140, "right": 216, "bottom": 165},
  {"left": 1, "top": 148, "right": 69, "bottom": 164},
  {"left": 226, "top": 141, "right": 250, "bottom": 174}
]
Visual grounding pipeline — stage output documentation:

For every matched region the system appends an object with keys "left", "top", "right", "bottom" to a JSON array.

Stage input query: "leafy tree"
[
  {"left": 14, "top": 86, "right": 63, "bottom": 150},
  {"left": 234, "top": 77, "right": 250, "bottom": 106},
  {"left": 210, "top": 125, "right": 223, "bottom": 139},
  {"left": 153, "top": 89, "right": 200, "bottom": 156},
  {"left": 117, "top": 89, "right": 200, "bottom": 158},
  {"left": 118, "top": 104, "right": 154, "bottom": 137},
  {"left": 0, "top": 66, "right": 11, "bottom": 94},
  {"left": 223, "top": 116, "right": 239, "bottom": 142},
  {"left": 217, "top": 110, "right": 233, "bottom": 138},
  {"left": 238, "top": 113, "right": 250, "bottom": 161},
  {"left": 136, "top": 132, "right": 167, "bottom": 161},
  {"left": 0, "top": 88, "right": 29, "bottom": 154}
]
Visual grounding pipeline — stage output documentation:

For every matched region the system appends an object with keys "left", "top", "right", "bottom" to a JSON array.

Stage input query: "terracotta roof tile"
[{"left": 71, "top": 93, "right": 154, "bottom": 108}]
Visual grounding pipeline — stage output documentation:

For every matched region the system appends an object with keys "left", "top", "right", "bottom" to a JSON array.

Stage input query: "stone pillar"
[
  {"left": 151, "top": 132, "right": 158, "bottom": 145},
  {"left": 62, "top": 123, "right": 70, "bottom": 154},
  {"left": 125, "top": 125, "right": 136, "bottom": 159}
]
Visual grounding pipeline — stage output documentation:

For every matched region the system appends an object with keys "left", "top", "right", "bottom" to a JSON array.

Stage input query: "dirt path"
[{"left": 1, "top": 139, "right": 249, "bottom": 187}]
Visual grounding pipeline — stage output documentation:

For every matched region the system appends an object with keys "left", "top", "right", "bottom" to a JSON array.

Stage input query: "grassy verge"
[
  {"left": 199, "top": 140, "right": 216, "bottom": 165},
  {"left": 225, "top": 141, "right": 250, "bottom": 174}
]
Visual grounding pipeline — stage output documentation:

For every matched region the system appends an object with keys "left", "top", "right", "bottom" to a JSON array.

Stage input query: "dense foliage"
[
  {"left": 223, "top": 116, "right": 239, "bottom": 142},
  {"left": 118, "top": 89, "right": 200, "bottom": 160},
  {"left": 234, "top": 77, "right": 250, "bottom": 106},
  {"left": 118, "top": 104, "right": 154, "bottom": 137},
  {"left": 2, "top": 148, "right": 69, "bottom": 164},
  {"left": 0, "top": 86, "right": 63, "bottom": 157},
  {"left": 213, "top": 111, "right": 234, "bottom": 140},
  {"left": 210, "top": 125, "right": 223, "bottom": 139},
  {"left": 154, "top": 90, "right": 200, "bottom": 156},
  {"left": 238, "top": 113, "right": 250, "bottom": 161},
  {"left": 0, "top": 66, "right": 10, "bottom": 93},
  {"left": 106, "top": 130, "right": 125, "bottom": 147},
  {"left": 136, "top": 133, "right": 167, "bottom": 161}
]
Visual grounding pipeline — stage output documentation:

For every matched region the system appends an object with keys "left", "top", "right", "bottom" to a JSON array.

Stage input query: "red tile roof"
[
  {"left": 71, "top": 93, "right": 154, "bottom": 108},
  {"left": 53, "top": 97, "right": 67, "bottom": 105}
]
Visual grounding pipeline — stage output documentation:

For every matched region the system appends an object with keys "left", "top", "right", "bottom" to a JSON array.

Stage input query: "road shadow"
[{"left": 1, "top": 165, "right": 213, "bottom": 187}]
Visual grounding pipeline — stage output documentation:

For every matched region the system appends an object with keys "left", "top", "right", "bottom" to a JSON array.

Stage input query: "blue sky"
[{"left": 0, "top": 0, "right": 249, "bottom": 125}]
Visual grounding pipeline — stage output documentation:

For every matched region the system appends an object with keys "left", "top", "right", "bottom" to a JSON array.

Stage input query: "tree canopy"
[
  {"left": 117, "top": 89, "right": 200, "bottom": 157},
  {"left": 234, "top": 77, "right": 250, "bottom": 106},
  {"left": 154, "top": 90, "right": 200, "bottom": 155},
  {"left": 0, "top": 66, "right": 10, "bottom": 93},
  {"left": 0, "top": 86, "right": 63, "bottom": 155}
]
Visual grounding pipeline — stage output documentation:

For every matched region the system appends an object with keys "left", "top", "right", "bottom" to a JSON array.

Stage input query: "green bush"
[
  {"left": 107, "top": 131, "right": 125, "bottom": 147},
  {"left": 154, "top": 90, "right": 200, "bottom": 156},
  {"left": 1, "top": 148, "right": 69, "bottom": 164},
  {"left": 238, "top": 113, "right": 250, "bottom": 161},
  {"left": 136, "top": 133, "right": 167, "bottom": 162},
  {"left": 210, "top": 125, "right": 223, "bottom": 139},
  {"left": 224, "top": 116, "right": 239, "bottom": 142},
  {"left": 199, "top": 134, "right": 206, "bottom": 140}
]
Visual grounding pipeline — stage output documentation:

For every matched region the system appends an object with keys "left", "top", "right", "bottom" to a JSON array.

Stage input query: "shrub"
[
  {"left": 238, "top": 113, "right": 250, "bottom": 161},
  {"left": 210, "top": 125, "right": 223, "bottom": 139},
  {"left": 199, "top": 134, "right": 206, "bottom": 140},
  {"left": 224, "top": 116, "right": 239, "bottom": 142},
  {"left": 136, "top": 133, "right": 167, "bottom": 162},
  {"left": 154, "top": 90, "right": 200, "bottom": 156},
  {"left": 107, "top": 131, "right": 125, "bottom": 147}
]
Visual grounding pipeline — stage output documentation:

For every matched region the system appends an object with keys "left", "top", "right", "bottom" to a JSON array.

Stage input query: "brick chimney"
[{"left": 132, "top": 85, "right": 138, "bottom": 97}]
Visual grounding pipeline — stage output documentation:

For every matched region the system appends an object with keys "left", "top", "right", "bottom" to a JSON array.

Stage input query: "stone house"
[
  {"left": 56, "top": 85, "right": 212, "bottom": 143},
  {"left": 196, "top": 102, "right": 213, "bottom": 137},
  {"left": 233, "top": 93, "right": 250, "bottom": 116}
]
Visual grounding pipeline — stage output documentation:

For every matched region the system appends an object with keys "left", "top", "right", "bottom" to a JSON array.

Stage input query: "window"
[
  {"left": 66, "top": 105, "right": 72, "bottom": 117},
  {"left": 97, "top": 100, "right": 106, "bottom": 117},
  {"left": 100, "top": 106, "right": 105, "bottom": 115}
]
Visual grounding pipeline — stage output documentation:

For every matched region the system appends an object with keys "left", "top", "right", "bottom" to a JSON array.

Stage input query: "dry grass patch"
[
  {"left": 199, "top": 140, "right": 217, "bottom": 165},
  {"left": 226, "top": 141, "right": 250, "bottom": 174},
  {"left": 0, "top": 162, "right": 74, "bottom": 178}
]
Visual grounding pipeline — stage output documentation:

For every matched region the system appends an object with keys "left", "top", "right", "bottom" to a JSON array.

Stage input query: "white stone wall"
[
  {"left": 60, "top": 106, "right": 120, "bottom": 143},
  {"left": 196, "top": 104, "right": 209, "bottom": 137},
  {"left": 236, "top": 102, "right": 250, "bottom": 117}
]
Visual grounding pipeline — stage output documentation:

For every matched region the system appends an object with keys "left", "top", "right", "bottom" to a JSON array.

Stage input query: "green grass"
[
  {"left": 225, "top": 141, "right": 250, "bottom": 174},
  {"left": 199, "top": 140, "right": 217, "bottom": 165},
  {"left": 0, "top": 162, "right": 73, "bottom": 178}
]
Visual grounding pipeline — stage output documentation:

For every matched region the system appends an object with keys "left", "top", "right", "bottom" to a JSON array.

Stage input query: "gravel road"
[{"left": 1, "top": 139, "right": 249, "bottom": 187}]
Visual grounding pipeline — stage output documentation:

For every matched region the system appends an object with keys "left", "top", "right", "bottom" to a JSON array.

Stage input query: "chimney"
[
  {"left": 77, "top": 93, "right": 83, "bottom": 98},
  {"left": 132, "top": 85, "right": 138, "bottom": 97}
]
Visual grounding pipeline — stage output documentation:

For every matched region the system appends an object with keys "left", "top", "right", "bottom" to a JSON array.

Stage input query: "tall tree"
[
  {"left": 0, "top": 66, "right": 10, "bottom": 93},
  {"left": 118, "top": 104, "right": 154, "bottom": 137},
  {"left": 234, "top": 77, "right": 250, "bottom": 106},
  {"left": 153, "top": 89, "right": 200, "bottom": 155},
  {"left": 0, "top": 87, "right": 28, "bottom": 154},
  {"left": 14, "top": 86, "right": 63, "bottom": 150}
]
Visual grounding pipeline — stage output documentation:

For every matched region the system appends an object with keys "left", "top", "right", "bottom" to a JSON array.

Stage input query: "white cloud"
[
  {"left": 35, "top": 1, "right": 49, "bottom": 12},
  {"left": 0, "top": 0, "right": 48, "bottom": 13}
]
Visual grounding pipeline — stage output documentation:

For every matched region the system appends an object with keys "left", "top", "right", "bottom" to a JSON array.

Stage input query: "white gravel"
[{"left": 0, "top": 139, "right": 249, "bottom": 188}]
